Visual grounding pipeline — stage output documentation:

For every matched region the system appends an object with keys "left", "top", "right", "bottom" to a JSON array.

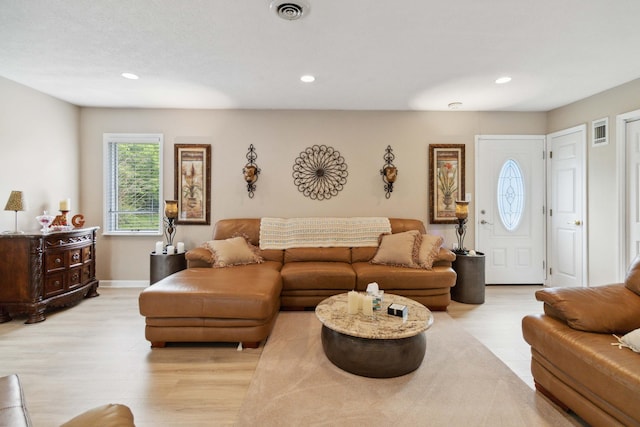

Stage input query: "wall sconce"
[
  {"left": 164, "top": 200, "right": 178, "bottom": 247},
  {"left": 243, "top": 144, "right": 261, "bottom": 198},
  {"left": 454, "top": 200, "right": 469, "bottom": 254},
  {"left": 379, "top": 145, "right": 397, "bottom": 199},
  {"left": 3, "top": 190, "right": 25, "bottom": 234}
]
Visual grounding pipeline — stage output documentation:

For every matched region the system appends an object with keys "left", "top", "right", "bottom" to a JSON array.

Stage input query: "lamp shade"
[
  {"left": 4, "top": 191, "right": 25, "bottom": 211},
  {"left": 455, "top": 200, "right": 469, "bottom": 220},
  {"left": 164, "top": 200, "right": 178, "bottom": 219}
]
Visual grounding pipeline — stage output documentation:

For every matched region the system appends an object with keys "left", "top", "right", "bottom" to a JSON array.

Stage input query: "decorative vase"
[{"left": 443, "top": 194, "right": 453, "bottom": 209}]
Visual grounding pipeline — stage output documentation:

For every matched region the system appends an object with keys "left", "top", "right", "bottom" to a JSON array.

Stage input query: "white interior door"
[
  {"left": 476, "top": 136, "right": 545, "bottom": 284},
  {"left": 547, "top": 125, "right": 587, "bottom": 287},
  {"left": 626, "top": 118, "right": 640, "bottom": 266}
]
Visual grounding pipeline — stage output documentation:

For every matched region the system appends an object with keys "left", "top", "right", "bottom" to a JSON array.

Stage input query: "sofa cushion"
[
  {"left": 139, "top": 266, "right": 282, "bottom": 320},
  {"left": 280, "top": 262, "right": 356, "bottom": 291},
  {"left": 417, "top": 234, "right": 444, "bottom": 270},
  {"left": 284, "top": 247, "right": 351, "bottom": 263},
  {"left": 536, "top": 284, "right": 640, "bottom": 333},
  {"left": 203, "top": 236, "right": 263, "bottom": 267},
  {"left": 353, "top": 262, "right": 457, "bottom": 291},
  {"left": 370, "top": 230, "right": 421, "bottom": 267},
  {"left": 625, "top": 254, "right": 640, "bottom": 296}
]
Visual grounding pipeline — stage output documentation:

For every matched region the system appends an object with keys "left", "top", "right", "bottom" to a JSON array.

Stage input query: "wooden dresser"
[{"left": 0, "top": 227, "right": 99, "bottom": 323}]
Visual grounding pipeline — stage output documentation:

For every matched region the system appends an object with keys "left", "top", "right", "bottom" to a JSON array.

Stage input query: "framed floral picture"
[
  {"left": 174, "top": 144, "right": 211, "bottom": 225},
  {"left": 429, "top": 144, "right": 465, "bottom": 224}
]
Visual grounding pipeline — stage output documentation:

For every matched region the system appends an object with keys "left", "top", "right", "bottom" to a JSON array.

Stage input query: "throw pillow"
[
  {"left": 536, "top": 284, "right": 640, "bottom": 333},
  {"left": 625, "top": 254, "right": 640, "bottom": 296},
  {"left": 203, "top": 236, "right": 263, "bottom": 268},
  {"left": 417, "top": 234, "right": 444, "bottom": 270},
  {"left": 370, "top": 230, "right": 422, "bottom": 267},
  {"left": 612, "top": 328, "right": 640, "bottom": 353}
]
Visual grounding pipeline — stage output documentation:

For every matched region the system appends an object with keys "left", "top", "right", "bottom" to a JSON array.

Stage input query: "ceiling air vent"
[
  {"left": 271, "top": 1, "right": 309, "bottom": 20},
  {"left": 592, "top": 117, "right": 608, "bottom": 147}
]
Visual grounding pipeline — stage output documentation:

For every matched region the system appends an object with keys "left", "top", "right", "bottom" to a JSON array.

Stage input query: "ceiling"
[{"left": 1, "top": 0, "right": 640, "bottom": 111}]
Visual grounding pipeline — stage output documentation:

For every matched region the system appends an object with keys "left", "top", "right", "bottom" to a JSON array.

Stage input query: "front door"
[
  {"left": 476, "top": 135, "right": 546, "bottom": 284},
  {"left": 547, "top": 125, "right": 587, "bottom": 287}
]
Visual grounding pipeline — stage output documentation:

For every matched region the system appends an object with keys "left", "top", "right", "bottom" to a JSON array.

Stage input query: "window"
[
  {"left": 497, "top": 158, "right": 524, "bottom": 231},
  {"left": 103, "top": 133, "right": 163, "bottom": 235}
]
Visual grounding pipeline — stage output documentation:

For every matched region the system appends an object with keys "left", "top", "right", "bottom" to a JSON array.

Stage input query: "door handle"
[
  {"left": 567, "top": 220, "right": 582, "bottom": 226},
  {"left": 480, "top": 220, "right": 493, "bottom": 225}
]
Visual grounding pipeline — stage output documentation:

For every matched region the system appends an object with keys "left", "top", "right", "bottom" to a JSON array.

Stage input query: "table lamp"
[
  {"left": 164, "top": 200, "right": 179, "bottom": 247},
  {"left": 454, "top": 200, "right": 469, "bottom": 254},
  {"left": 4, "top": 190, "right": 25, "bottom": 234}
]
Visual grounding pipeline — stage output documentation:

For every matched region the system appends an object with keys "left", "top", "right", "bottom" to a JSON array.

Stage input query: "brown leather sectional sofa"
[
  {"left": 522, "top": 257, "right": 640, "bottom": 426},
  {"left": 139, "top": 218, "right": 457, "bottom": 348}
]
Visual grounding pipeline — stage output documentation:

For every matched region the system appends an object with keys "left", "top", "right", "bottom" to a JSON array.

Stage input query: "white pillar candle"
[
  {"left": 347, "top": 291, "right": 359, "bottom": 315},
  {"left": 166, "top": 245, "right": 175, "bottom": 255},
  {"left": 59, "top": 198, "right": 70, "bottom": 211},
  {"left": 363, "top": 295, "right": 374, "bottom": 316},
  {"left": 177, "top": 242, "right": 185, "bottom": 253},
  {"left": 154, "top": 241, "right": 163, "bottom": 255}
]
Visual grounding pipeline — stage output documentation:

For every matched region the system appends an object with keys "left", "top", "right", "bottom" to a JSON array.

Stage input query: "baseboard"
[{"left": 99, "top": 280, "right": 147, "bottom": 288}]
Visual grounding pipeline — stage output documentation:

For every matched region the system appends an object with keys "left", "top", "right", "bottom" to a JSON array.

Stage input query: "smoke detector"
[{"left": 271, "top": 1, "right": 309, "bottom": 20}]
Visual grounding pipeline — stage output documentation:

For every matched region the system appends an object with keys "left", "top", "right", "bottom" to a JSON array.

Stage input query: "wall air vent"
[{"left": 592, "top": 117, "right": 608, "bottom": 147}]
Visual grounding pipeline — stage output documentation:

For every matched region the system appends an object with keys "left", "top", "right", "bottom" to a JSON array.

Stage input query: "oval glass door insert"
[{"left": 497, "top": 159, "right": 524, "bottom": 231}]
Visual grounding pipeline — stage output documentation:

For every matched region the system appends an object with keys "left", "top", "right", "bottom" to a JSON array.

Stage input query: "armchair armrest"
[{"left": 535, "top": 284, "right": 640, "bottom": 333}]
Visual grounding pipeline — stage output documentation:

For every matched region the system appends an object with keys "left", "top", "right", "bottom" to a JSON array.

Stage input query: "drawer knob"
[
  {"left": 72, "top": 253, "right": 80, "bottom": 262},
  {"left": 55, "top": 258, "right": 62, "bottom": 264}
]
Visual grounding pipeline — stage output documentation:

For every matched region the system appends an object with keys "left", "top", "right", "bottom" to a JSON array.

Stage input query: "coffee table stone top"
[{"left": 315, "top": 293, "right": 433, "bottom": 340}]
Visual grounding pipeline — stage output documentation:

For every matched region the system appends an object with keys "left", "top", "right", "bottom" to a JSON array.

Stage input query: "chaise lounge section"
[{"left": 139, "top": 217, "right": 456, "bottom": 348}]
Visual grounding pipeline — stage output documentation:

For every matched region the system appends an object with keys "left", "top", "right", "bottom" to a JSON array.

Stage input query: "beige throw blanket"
[{"left": 259, "top": 217, "right": 391, "bottom": 249}]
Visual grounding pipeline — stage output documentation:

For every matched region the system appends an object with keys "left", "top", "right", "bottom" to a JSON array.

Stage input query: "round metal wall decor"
[{"left": 292, "top": 145, "right": 348, "bottom": 200}]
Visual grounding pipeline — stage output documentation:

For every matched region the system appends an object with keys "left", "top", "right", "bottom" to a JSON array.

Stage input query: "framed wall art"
[
  {"left": 174, "top": 144, "right": 211, "bottom": 225},
  {"left": 429, "top": 144, "right": 465, "bottom": 224}
]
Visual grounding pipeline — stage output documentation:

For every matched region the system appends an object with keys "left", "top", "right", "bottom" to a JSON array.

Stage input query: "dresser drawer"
[
  {"left": 68, "top": 248, "right": 82, "bottom": 267},
  {"left": 44, "top": 272, "right": 64, "bottom": 296},
  {"left": 68, "top": 267, "right": 83, "bottom": 289},
  {"left": 45, "top": 252, "right": 66, "bottom": 272}
]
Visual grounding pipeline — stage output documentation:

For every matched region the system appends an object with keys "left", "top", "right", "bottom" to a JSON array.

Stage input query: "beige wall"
[
  {"left": 547, "top": 78, "right": 640, "bottom": 285},
  {"left": 0, "top": 77, "right": 79, "bottom": 233},
  {"left": 79, "top": 108, "right": 546, "bottom": 281},
  {"left": 7, "top": 72, "right": 640, "bottom": 285}
]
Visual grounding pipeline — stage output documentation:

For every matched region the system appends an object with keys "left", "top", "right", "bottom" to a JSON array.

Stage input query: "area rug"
[{"left": 237, "top": 312, "right": 578, "bottom": 426}]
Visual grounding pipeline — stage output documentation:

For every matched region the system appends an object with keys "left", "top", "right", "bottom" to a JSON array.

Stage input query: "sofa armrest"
[
  {"left": 185, "top": 247, "right": 214, "bottom": 268},
  {"left": 0, "top": 374, "right": 31, "bottom": 427},
  {"left": 60, "top": 404, "right": 134, "bottom": 427},
  {"left": 535, "top": 284, "right": 640, "bottom": 333}
]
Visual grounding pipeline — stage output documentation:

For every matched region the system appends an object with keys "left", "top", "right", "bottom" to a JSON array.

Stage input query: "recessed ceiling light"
[
  {"left": 121, "top": 72, "right": 139, "bottom": 80},
  {"left": 300, "top": 75, "right": 315, "bottom": 83},
  {"left": 495, "top": 76, "right": 512, "bottom": 84},
  {"left": 448, "top": 102, "right": 463, "bottom": 110}
]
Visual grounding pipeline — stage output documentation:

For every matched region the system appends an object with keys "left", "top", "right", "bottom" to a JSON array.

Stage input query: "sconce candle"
[
  {"left": 164, "top": 200, "right": 179, "bottom": 247},
  {"left": 454, "top": 200, "right": 470, "bottom": 254},
  {"left": 455, "top": 200, "right": 469, "bottom": 219},
  {"left": 164, "top": 200, "right": 178, "bottom": 219},
  {"left": 380, "top": 145, "right": 397, "bottom": 199}
]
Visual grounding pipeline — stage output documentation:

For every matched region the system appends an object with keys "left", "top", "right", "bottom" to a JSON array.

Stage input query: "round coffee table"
[{"left": 315, "top": 293, "right": 433, "bottom": 378}]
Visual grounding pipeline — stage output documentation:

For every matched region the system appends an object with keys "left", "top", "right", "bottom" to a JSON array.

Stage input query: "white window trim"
[{"left": 103, "top": 133, "right": 164, "bottom": 236}]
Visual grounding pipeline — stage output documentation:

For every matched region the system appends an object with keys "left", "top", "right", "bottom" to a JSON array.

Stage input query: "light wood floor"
[{"left": 0, "top": 285, "right": 545, "bottom": 426}]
